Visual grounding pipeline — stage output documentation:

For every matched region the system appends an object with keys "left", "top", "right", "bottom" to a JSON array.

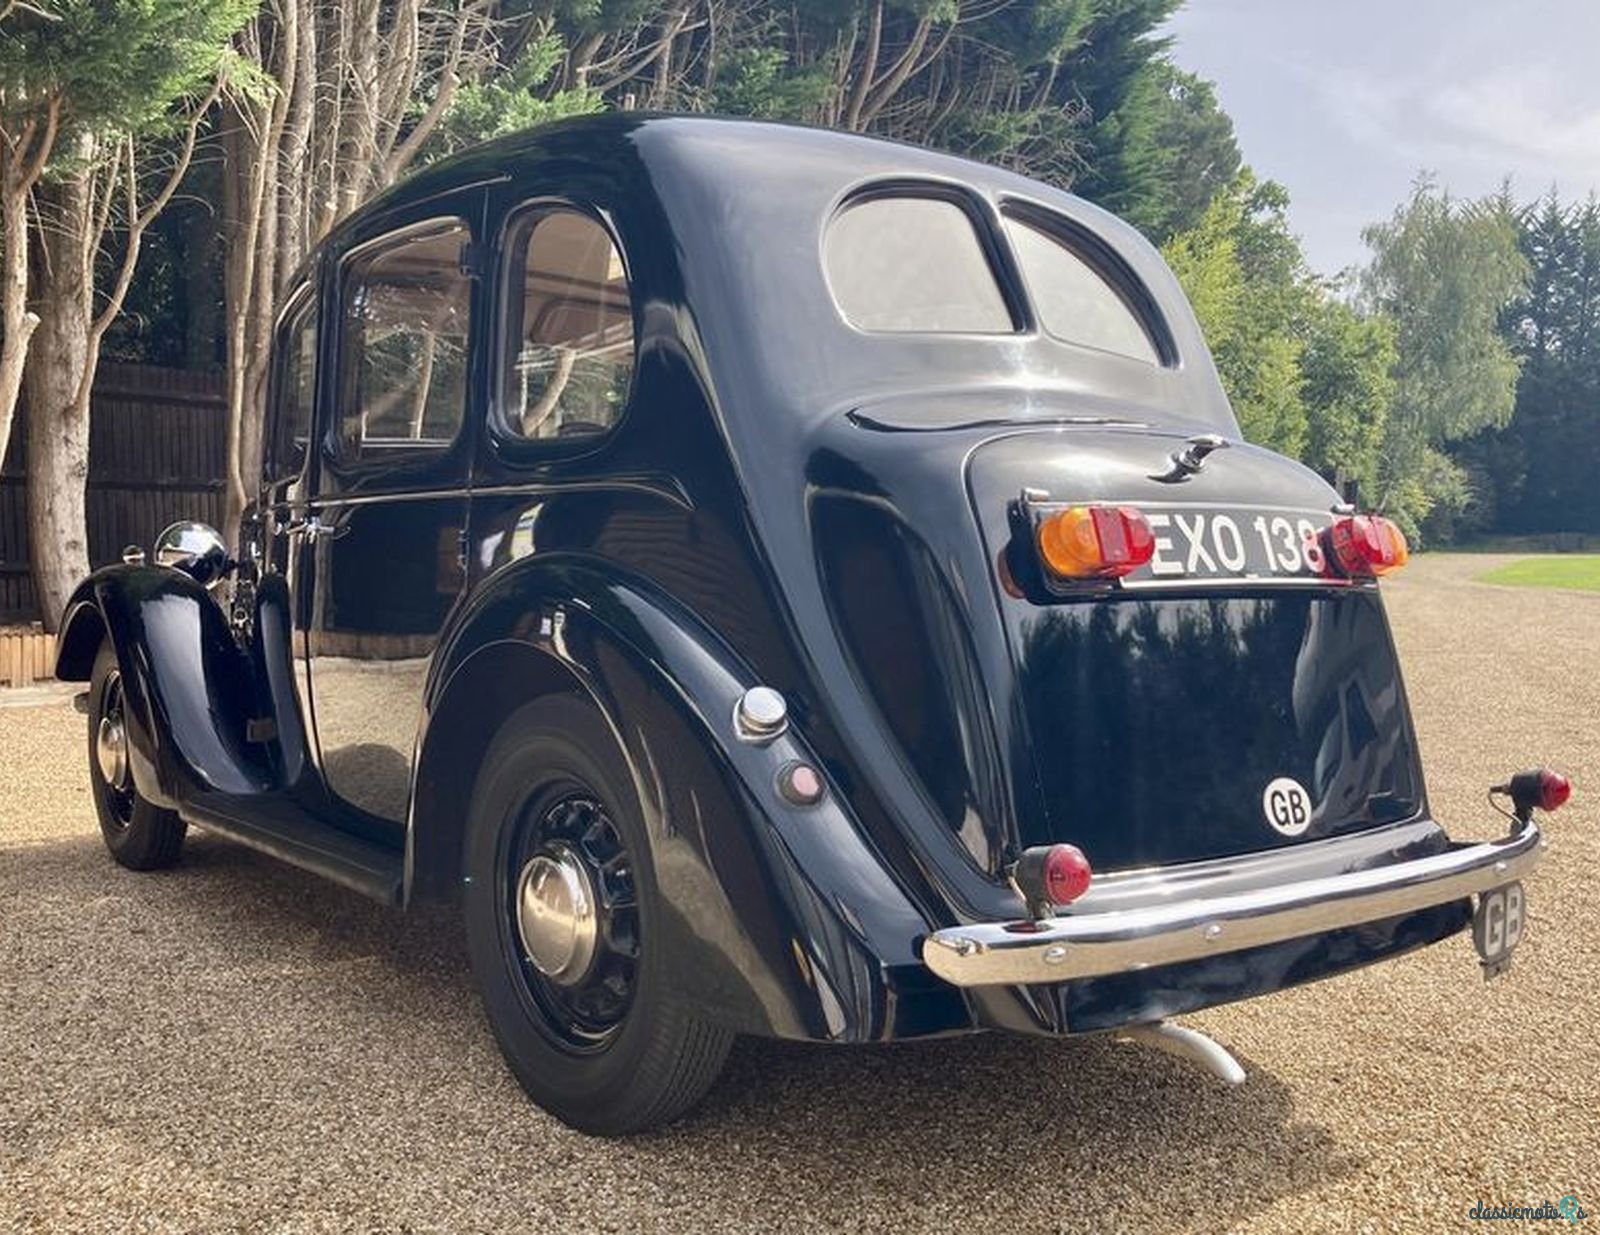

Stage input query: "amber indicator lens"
[
  {"left": 1037, "top": 505, "right": 1156, "bottom": 579},
  {"left": 1327, "top": 514, "right": 1409, "bottom": 576}
]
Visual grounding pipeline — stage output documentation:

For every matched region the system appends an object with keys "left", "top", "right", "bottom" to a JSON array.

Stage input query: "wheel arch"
[
  {"left": 405, "top": 560, "right": 967, "bottom": 1042},
  {"left": 49, "top": 567, "right": 273, "bottom": 806},
  {"left": 55, "top": 592, "right": 108, "bottom": 682}
]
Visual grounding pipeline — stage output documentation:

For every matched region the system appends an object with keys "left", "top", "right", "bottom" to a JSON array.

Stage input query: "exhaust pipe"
[{"left": 1117, "top": 1019, "right": 1247, "bottom": 1086}]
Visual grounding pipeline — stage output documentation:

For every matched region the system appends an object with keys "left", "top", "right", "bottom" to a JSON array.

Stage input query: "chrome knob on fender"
[{"left": 734, "top": 686, "right": 787, "bottom": 743}]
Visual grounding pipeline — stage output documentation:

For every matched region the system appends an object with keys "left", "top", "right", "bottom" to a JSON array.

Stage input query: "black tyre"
[
  {"left": 87, "top": 643, "right": 186, "bottom": 870},
  {"left": 463, "top": 694, "right": 733, "bottom": 1135}
]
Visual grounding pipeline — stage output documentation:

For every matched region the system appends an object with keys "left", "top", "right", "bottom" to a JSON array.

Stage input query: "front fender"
[
  {"left": 55, "top": 567, "right": 273, "bottom": 807},
  {"left": 414, "top": 555, "right": 970, "bottom": 1042}
]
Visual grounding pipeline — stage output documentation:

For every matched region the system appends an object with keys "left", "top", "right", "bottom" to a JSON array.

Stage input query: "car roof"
[{"left": 358, "top": 111, "right": 1141, "bottom": 252}]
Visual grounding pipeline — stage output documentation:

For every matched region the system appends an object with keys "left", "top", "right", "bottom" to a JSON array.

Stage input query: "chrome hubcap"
[
  {"left": 515, "top": 848, "right": 599, "bottom": 986},
  {"left": 504, "top": 791, "right": 639, "bottom": 1048},
  {"left": 96, "top": 679, "right": 129, "bottom": 790}
]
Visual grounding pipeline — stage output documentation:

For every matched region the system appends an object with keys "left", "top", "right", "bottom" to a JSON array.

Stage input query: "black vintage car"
[{"left": 55, "top": 114, "right": 1569, "bottom": 1135}]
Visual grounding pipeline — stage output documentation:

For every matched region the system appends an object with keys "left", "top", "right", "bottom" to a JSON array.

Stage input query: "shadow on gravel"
[
  {"left": 676, "top": 1036, "right": 1356, "bottom": 1228},
  {"left": 3, "top": 829, "right": 1359, "bottom": 1230}
]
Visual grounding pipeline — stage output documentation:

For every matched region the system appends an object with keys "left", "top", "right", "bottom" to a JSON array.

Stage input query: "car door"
[{"left": 301, "top": 194, "right": 485, "bottom": 827}]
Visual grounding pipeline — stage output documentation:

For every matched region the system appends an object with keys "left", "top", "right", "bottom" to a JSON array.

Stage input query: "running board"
[
  {"left": 179, "top": 796, "right": 405, "bottom": 907},
  {"left": 1117, "top": 1019, "right": 1247, "bottom": 1086}
]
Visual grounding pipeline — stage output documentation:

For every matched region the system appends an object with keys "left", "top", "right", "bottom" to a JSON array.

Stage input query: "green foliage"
[
  {"left": 0, "top": 0, "right": 254, "bottom": 140},
  {"left": 1144, "top": 66, "right": 1240, "bottom": 238},
  {"left": 1361, "top": 180, "right": 1527, "bottom": 538},
  {"left": 1075, "top": 20, "right": 1241, "bottom": 238},
  {"left": 1300, "top": 298, "right": 1397, "bottom": 502},
  {"left": 710, "top": 42, "right": 838, "bottom": 120},
  {"left": 428, "top": 34, "right": 601, "bottom": 157},
  {"left": 1485, "top": 192, "right": 1600, "bottom": 535},
  {"left": 1162, "top": 172, "right": 1312, "bottom": 457}
]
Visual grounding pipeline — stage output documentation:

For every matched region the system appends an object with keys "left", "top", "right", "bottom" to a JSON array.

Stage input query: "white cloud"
[
  {"left": 1163, "top": 0, "right": 1600, "bottom": 273},
  {"left": 1426, "top": 66, "right": 1600, "bottom": 168}
]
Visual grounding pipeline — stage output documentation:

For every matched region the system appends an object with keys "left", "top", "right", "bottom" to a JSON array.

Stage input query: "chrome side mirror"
[{"left": 153, "top": 521, "right": 231, "bottom": 590}]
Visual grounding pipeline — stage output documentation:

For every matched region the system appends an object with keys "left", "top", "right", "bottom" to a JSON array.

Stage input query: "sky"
[{"left": 1162, "top": 0, "right": 1600, "bottom": 275}]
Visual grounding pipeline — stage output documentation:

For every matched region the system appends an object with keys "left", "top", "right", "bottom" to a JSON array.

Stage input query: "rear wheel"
[
  {"left": 87, "top": 643, "right": 186, "bottom": 870},
  {"left": 463, "top": 695, "right": 732, "bottom": 1135}
]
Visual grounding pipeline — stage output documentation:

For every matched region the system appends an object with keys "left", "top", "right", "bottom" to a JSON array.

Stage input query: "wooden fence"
[
  {"left": 0, "top": 627, "right": 55, "bottom": 688},
  {"left": 0, "top": 363, "right": 227, "bottom": 636}
]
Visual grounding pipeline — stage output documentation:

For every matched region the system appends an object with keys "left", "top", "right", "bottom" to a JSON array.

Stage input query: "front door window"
[{"left": 339, "top": 220, "right": 472, "bottom": 457}]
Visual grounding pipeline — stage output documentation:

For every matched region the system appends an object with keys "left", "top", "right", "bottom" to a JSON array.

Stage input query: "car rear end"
[
  {"left": 669, "top": 122, "right": 1568, "bottom": 1042},
  {"left": 912, "top": 422, "right": 1554, "bottom": 1031}
]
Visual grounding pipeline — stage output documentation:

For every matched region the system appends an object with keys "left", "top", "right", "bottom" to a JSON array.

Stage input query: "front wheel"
[
  {"left": 462, "top": 695, "right": 733, "bottom": 1135},
  {"left": 87, "top": 643, "right": 186, "bottom": 870}
]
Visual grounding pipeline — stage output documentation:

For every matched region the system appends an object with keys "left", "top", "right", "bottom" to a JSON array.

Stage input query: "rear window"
[
  {"left": 824, "top": 197, "right": 1013, "bottom": 334},
  {"left": 1003, "top": 216, "right": 1159, "bottom": 363}
]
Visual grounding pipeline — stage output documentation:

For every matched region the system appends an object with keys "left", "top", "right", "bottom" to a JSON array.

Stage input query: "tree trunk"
[
  {"left": 0, "top": 175, "right": 40, "bottom": 470},
  {"left": 25, "top": 167, "right": 95, "bottom": 633}
]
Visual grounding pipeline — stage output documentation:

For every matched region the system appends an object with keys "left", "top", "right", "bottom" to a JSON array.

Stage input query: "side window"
[
  {"left": 502, "top": 208, "right": 634, "bottom": 442},
  {"left": 824, "top": 196, "right": 1014, "bottom": 334},
  {"left": 339, "top": 219, "right": 471, "bottom": 456},
  {"left": 1003, "top": 215, "right": 1160, "bottom": 364},
  {"left": 267, "top": 292, "right": 317, "bottom": 486}
]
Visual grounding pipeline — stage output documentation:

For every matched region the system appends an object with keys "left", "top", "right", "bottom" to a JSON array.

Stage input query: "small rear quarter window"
[
  {"left": 824, "top": 197, "right": 1013, "bottom": 334},
  {"left": 1003, "top": 216, "right": 1160, "bottom": 364}
]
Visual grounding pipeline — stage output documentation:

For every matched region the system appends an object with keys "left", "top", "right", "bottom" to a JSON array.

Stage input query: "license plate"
[
  {"left": 1122, "top": 507, "right": 1334, "bottom": 588},
  {"left": 1473, "top": 882, "right": 1526, "bottom": 979}
]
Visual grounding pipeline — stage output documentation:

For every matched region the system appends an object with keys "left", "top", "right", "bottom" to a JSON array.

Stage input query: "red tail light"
[
  {"left": 1327, "top": 514, "right": 1409, "bottom": 577},
  {"left": 1042, "top": 843, "right": 1093, "bottom": 905},
  {"left": 1500, "top": 768, "right": 1572, "bottom": 814},
  {"left": 1038, "top": 505, "right": 1155, "bottom": 579},
  {"left": 1013, "top": 842, "right": 1094, "bottom": 915}
]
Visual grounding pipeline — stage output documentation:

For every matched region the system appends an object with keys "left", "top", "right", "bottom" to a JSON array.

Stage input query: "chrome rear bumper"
[{"left": 922, "top": 818, "right": 1543, "bottom": 986}]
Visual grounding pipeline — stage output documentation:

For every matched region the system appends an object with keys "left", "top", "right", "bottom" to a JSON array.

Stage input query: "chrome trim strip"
[
  {"left": 311, "top": 474, "right": 693, "bottom": 511},
  {"left": 1115, "top": 575, "right": 1364, "bottom": 592},
  {"left": 922, "top": 819, "right": 1543, "bottom": 986}
]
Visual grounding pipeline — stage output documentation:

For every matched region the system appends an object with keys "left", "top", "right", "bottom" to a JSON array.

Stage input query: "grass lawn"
[{"left": 1476, "top": 555, "right": 1600, "bottom": 592}]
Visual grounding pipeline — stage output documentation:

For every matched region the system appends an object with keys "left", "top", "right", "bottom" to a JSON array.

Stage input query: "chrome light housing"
[{"left": 153, "top": 521, "right": 230, "bottom": 590}]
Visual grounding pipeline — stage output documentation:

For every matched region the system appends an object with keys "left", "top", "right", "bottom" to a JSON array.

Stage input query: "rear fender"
[
  {"left": 411, "top": 557, "right": 965, "bottom": 1042},
  {"left": 55, "top": 567, "right": 275, "bottom": 806}
]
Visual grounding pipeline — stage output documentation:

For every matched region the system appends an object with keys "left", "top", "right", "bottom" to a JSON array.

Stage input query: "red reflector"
[
  {"left": 1327, "top": 514, "right": 1409, "bottom": 576},
  {"left": 1501, "top": 768, "right": 1573, "bottom": 814},
  {"left": 1041, "top": 843, "right": 1093, "bottom": 905},
  {"left": 1536, "top": 770, "right": 1572, "bottom": 811},
  {"left": 1038, "top": 505, "right": 1156, "bottom": 579}
]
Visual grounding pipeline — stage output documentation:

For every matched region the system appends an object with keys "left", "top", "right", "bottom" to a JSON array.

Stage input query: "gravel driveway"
[{"left": 2, "top": 554, "right": 1595, "bottom": 1233}]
